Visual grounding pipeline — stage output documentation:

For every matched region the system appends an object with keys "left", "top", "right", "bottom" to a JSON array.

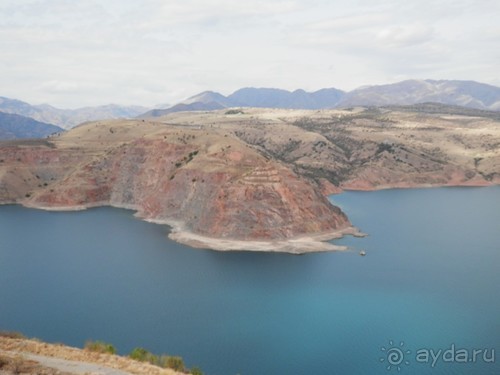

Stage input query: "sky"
[{"left": 1, "top": 0, "right": 499, "bottom": 109}]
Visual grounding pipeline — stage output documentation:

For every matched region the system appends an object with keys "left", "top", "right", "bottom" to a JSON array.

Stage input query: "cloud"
[
  {"left": 377, "top": 24, "right": 434, "bottom": 48},
  {"left": 0, "top": 0, "right": 498, "bottom": 107},
  {"left": 38, "top": 81, "right": 83, "bottom": 94},
  {"left": 159, "top": 0, "right": 301, "bottom": 24}
]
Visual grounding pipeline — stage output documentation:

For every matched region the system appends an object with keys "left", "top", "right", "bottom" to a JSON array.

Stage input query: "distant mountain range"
[
  {"left": 337, "top": 80, "right": 500, "bottom": 109},
  {"left": 139, "top": 87, "right": 345, "bottom": 117},
  {"left": 0, "top": 97, "right": 148, "bottom": 129},
  {"left": 140, "top": 79, "right": 500, "bottom": 117},
  {"left": 2, "top": 80, "right": 500, "bottom": 127},
  {"left": 0, "top": 112, "right": 63, "bottom": 140}
]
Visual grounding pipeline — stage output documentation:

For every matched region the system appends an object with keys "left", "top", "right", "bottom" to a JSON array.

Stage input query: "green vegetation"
[
  {"left": 129, "top": 347, "right": 157, "bottom": 362},
  {"left": 225, "top": 109, "right": 244, "bottom": 115},
  {"left": 128, "top": 347, "right": 200, "bottom": 373},
  {"left": 190, "top": 367, "right": 204, "bottom": 375},
  {"left": 84, "top": 340, "right": 117, "bottom": 354},
  {"left": 80, "top": 341, "right": 203, "bottom": 374},
  {"left": 163, "top": 355, "right": 185, "bottom": 371},
  {"left": 174, "top": 150, "right": 199, "bottom": 169},
  {"left": 376, "top": 142, "right": 395, "bottom": 154}
]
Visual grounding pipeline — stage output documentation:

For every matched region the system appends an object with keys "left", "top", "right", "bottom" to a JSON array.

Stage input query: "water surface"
[{"left": 0, "top": 186, "right": 499, "bottom": 375}]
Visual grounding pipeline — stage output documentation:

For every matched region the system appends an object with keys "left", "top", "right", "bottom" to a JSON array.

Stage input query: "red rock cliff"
[{"left": 0, "top": 120, "right": 351, "bottom": 250}]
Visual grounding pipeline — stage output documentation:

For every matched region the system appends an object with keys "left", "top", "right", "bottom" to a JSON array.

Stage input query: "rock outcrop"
[
  {"left": 0, "top": 119, "right": 352, "bottom": 252},
  {"left": 3, "top": 106, "right": 499, "bottom": 252}
]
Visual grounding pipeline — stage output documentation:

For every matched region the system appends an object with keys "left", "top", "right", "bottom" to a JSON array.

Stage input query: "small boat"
[{"left": 359, "top": 250, "right": 366, "bottom": 256}]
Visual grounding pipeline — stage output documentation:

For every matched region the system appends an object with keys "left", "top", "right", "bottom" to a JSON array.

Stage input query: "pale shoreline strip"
[
  {"left": 11, "top": 201, "right": 365, "bottom": 254},
  {"left": 169, "top": 226, "right": 365, "bottom": 254}
]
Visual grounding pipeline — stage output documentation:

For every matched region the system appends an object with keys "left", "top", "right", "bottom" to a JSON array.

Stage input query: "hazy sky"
[{"left": 1, "top": 0, "right": 499, "bottom": 108}]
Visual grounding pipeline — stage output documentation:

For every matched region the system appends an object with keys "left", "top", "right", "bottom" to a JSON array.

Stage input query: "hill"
[
  {"left": 141, "top": 87, "right": 345, "bottom": 117},
  {"left": 141, "top": 80, "right": 500, "bottom": 117},
  {"left": 338, "top": 79, "right": 500, "bottom": 109},
  {"left": 0, "top": 97, "right": 148, "bottom": 129},
  {"left": 139, "top": 101, "right": 226, "bottom": 118},
  {"left": 0, "top": 113, "right": 353, "bottom": 253},
  {"left": 0, "top": 112, "right": 62, "bottom": 139},
  {"left": 228, "top": 87, "right": 345, "bottom": 109},
  {"left": 1, "top": 106, "right": 499, "bottom": 252}
]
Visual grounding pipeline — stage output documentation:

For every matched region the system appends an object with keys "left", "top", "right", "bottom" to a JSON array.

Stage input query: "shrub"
[
  {"left": 225, "top": 109, "right": 244, "bottom": 115},
  {"left": 129, "top": 347, "right": 149, "bottom": 361},
  {"left": 129, "top": 347, "right": 158, "bottom": 364},
  {"left": 129, "top": 348, "right": 196, "bottom": 373},
  {"left": 165, "top": 356, "right": 185, "bottom": 371},
  {"left": 84, "top": 340, "right": 116, "bottom": 354}
]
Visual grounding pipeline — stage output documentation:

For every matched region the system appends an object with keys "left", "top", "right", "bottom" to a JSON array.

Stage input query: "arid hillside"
[
  {"left": 0, "top": 116, "right": 351, "bottom": 253},
  {"left": 1, "top": 105, "right": 499, "bottom": 252},
  {"left": 155, "top": 106, "right": 500, "bottom": 191}
]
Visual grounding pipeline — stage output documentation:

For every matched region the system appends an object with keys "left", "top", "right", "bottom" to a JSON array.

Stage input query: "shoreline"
[
  {"left": 15, "top": 200, "right": 364, "bottom": 254},
  {"left": 2, "top": 182, "right": 497, "bottom": 254},
  {"left": 169, "top": 225, "right": 366, "bottom": 254},
  {"left": 337, "top": 179, "right": 496, "bottom": 193}
]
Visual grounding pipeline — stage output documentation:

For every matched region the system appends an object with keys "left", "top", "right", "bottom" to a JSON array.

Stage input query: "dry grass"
[{"left": 0, "top": 337, "right": 183, "bottom": 375}]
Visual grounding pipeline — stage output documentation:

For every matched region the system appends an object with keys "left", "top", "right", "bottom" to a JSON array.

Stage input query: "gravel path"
[{"left": 25, "top": 353, "right": 133, "bottom": 374}]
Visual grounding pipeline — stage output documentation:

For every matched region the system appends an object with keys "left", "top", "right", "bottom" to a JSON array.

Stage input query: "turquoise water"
[{"left": 0, "top": 186, "right": 498, "bottom": 375}]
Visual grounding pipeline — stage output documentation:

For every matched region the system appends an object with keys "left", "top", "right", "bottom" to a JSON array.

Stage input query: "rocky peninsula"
[{"left": 1, "top": 106, "right": 498, "bottom": 253}]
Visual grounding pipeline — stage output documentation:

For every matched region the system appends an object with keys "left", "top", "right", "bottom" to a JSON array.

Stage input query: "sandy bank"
[{"left": 169, "top": 226, "right": 365, "bottom": 254}]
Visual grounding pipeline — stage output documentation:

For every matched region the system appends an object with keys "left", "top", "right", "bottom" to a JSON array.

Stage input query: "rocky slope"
[
  {"left": 220, "top": 107, "right": 500, "bottom": 190},
  {"left": 0, "top": 118, "right": 351, "bottom": 253},
  {"left": 153, "top": 107, "right": 500, "bottom": 191},
  {"left": 2, "top": 106, "right": 499, "bottom": 252}
]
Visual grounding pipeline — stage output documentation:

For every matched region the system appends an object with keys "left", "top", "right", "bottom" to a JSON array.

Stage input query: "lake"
[{"left": 0, "top": 186, "right": 499, "bottom": 375}]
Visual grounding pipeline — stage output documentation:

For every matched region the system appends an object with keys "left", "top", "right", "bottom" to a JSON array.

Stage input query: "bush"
[
  {"left": 129, "top": 347, "right": 199, "bottom": 373},
  {"left": 225, "top": 109, "right": 244, "bottom": 115},
  {"left": 165, "top": 356, "right": 185, "bottom": 371},
  {"left": 129, "top": 347, "right": 150, "bottom": 362},
  {"left": 84, "top": 340, "right": 116, "bottom": 354}
]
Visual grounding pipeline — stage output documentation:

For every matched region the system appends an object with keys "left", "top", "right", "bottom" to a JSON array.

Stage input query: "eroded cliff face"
[
  {"left": 0, "top": 120, "right": 350, "bottom": 247},
  {"left": 227, "top": 108, "right": 500, "bottom": 190},
  {"left": 4, "top": 107, "right": 498, "bottom": 251}
]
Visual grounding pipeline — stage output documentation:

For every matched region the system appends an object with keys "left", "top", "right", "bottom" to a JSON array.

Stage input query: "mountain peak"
[{"left": 182, "top": 91, "right": 229, "bottom": 106}]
